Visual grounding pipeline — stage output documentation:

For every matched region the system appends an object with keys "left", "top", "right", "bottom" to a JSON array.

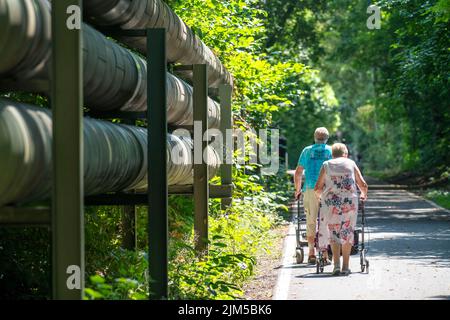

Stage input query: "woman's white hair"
[
  {"left": 314, "top": 127, "right": 329, "bottom": 143},
  {"left": 332, "top": 143, "right": 348, "bottom": 157}
]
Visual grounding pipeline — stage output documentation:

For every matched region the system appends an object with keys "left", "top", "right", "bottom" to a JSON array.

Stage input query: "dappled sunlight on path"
[{"left": 274, "top": 183, "right": 450, "bottom": 300}]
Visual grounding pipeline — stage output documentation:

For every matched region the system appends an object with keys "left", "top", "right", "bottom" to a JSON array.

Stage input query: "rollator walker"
[
  {"left": 294, "top": 198, "right": 307, "bottom": 264},
  {"left": 314, "top": 195, "right": 369, "bottom": 274}
]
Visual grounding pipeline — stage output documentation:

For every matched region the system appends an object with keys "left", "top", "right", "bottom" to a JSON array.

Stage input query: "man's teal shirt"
[{"left": 298, "top": 143, "right": 332, "bottom": 191}]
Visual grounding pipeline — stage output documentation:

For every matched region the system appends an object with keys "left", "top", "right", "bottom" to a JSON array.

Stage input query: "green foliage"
[
  {"left": 82, "top": 206, "right": 148, "bottom": 300},
  {"left": 0, "top": 228, "right": 50, "bottom": 299},
  {"left": 84, "top": 255, "right": 148, "bottom": 300},
  {"left": 265, "top": 0, "right": 449, "bottom": 176},
  {"left": 166, "top": 157, "right": 286, "bottom": 299},
  {"left": 169, "top": 240, "right": 255, "bottom": 299},
  {"left": 0, "top": 92, "right": 48, "bottom": 107},
  {"left": 425, "top": 189, "right": 450, "bottom": 210},
  {"left": 169, "top": 0, "right": 340, "bottom": 140}
]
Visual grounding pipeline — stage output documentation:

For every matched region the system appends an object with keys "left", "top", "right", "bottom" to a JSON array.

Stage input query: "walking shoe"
[
  {"left": 341, "top": 269, "right": 351, "bottom": 276},
  {"left": 332, "top": 265, "right": 340, "bottom": 276},
  {"left": 308, "top": 255, "right": 317, "bottom": 264}
]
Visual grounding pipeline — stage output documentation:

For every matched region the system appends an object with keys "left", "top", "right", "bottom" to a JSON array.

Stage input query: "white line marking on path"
[{"left": 273, "top": 223, "right": 296, "bottom": 300}]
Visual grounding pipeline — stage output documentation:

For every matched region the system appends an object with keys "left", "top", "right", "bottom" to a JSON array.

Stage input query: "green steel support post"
[
  {"left": 147, "top": 28, "right": 168, "bottom": 299},
  {"left": 193, "top": 64, "right": 209, "bottom": 255},
  {"left": 219, "top": 84, "right": 233, "bottom": 209},
  {"left": 51, "top": 0, "right": 84, "bottom": 299},
  {"left": 121, "top": 119, "right": 137, "bottom": 251}
]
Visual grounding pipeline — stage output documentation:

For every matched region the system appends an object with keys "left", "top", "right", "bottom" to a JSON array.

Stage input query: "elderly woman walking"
[{"left": 314, "top": 143, "right": 368, "bottom": 276}]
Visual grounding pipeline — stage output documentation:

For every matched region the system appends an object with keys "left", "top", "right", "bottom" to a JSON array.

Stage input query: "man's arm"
[
  {"left": 314, "top": 166, "right": 326, "bottom": 200},
  {"left": 294, "top": 165, "right": 304, "bottom": 200}
]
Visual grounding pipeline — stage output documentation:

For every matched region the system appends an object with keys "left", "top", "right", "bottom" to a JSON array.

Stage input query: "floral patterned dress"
[{"left": 318, "top": 158, "right": 358, "bottom": 249}]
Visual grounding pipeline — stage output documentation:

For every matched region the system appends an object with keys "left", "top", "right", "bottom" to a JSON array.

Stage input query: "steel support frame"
[
  {"left": 86, "top": 27, "right": 170, "bottom": 300},
  {"left": 193, "top": 64, "right": 209, "bottom": 255},
  {"left": 147, "top": 28, "right": 168, "bottom": 299},
  {"left": 0, "top": 18, "right": 234, "bottom": 300},
  {"left": 219, "top": 84, "right": 233, "bottom": 209},
  {"left": 51, "top": 0, "right": 84, "bottom": 299}
]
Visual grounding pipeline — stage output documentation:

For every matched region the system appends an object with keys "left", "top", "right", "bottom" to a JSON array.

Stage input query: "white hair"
[
  {"left": 332, "top": 143, "right": 348, "bottom": 157},
  {"left": 314, "top": 127, "right": 329, "bottom": 144}
]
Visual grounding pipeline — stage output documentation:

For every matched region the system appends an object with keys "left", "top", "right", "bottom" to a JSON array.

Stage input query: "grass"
[{"left": 424, "top": 189, "right": 450, "bottom": 210}]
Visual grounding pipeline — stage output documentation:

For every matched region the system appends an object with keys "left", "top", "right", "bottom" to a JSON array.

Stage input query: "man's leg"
[
  {"left": 304, "top": 190, "right": 318, "bottom": 262},
  {"left": 307, "top": 236, "right": 315, "bottom": 258}
]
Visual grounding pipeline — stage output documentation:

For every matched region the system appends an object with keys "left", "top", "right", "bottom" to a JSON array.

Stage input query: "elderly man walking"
[{"left": 294, "top": 127, "right": 332, "bottom": 264}]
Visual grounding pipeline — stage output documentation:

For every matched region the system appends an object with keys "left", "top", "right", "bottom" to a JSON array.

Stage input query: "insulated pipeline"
[
  {"left": 0, "top": 0, "right": 221, "bottom": 128},
  {"left": 0, "top": 98, "right": 221, "bottom": 206},
  {"left": 83, "top": 0, "right": 234, "bottom": 88}
]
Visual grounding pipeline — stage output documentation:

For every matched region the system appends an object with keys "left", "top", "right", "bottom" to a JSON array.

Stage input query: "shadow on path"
[{"left": 276, "top": 182, "right": 450, "bottom": 300}]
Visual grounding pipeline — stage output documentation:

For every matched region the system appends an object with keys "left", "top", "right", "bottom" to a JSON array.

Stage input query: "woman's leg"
[
  {"left": 342, "top": 208, "right": 358, "bottom": 271},
  {"left": 342, "top": 243, "right": 352, "bottom": 270},
  {"left": 331, "top": 242, "right": 340, "bottom": 266},
  {"left": 330, "top": 241, "right": 341, "bottom": 275}
]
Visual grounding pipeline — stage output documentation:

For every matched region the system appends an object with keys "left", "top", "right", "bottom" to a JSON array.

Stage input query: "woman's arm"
[
  {"left": 314, "top": 165, "right": 326, "bottom": 200},
  {"left": 354, "top": 164, "right": 368, "bottom": 201}
]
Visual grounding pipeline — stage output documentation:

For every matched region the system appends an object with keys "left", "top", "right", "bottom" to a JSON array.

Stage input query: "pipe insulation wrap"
[
  {"left": 0, "top": 98, "right": 220, "bottom": 206},
  {"left": 0, "top": 0, "right": 51, "bottom": 79},
  {"left": 83, "top": 0, "right": 234, "bottom": 88},
  {"left": 0, "top": 0, "right": 221, "bottom": 128}
]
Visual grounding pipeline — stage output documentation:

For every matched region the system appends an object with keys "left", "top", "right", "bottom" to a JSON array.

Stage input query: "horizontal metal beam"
[
  {"left": 170, "top": 184, "right": 232, "bottom": 198},
  {"left": 94, "top": 27, "right": 148, "bottom": 37},
  {"left": 85, "top": 185, "right": 233, "bottom": 205},
  {"left": 173, "top": 65, "right": 193, "bottom": 72},
  {"left": 168, "top": 124, "right": 193, "bottom": 132},
  {"left": 0, "top": 206, "right": 50, "bottom": 225},
  {"left": 0, "top": 79, "right": 49, "bottom": 93},
  {"left": 0, "top": 185, "right": 232, "bottom": 223},
  {"left": 85, "top": 111, "right": 147, "bottom": 120}
]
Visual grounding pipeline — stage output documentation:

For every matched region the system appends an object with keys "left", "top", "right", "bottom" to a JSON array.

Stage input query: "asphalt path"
[{"left": 273, "top": 183, "right": 450, "bottom": 300}]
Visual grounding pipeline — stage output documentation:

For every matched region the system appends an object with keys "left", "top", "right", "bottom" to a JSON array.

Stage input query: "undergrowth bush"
[{"left": 84, "top": 162, "right": 288, "bottom": 300}]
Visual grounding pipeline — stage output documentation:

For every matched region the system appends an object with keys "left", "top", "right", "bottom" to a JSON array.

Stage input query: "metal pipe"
[
  {"left": 0, "top": 98, "right": 220, "bottom": 206},
  {"left": 0, "top": 0, "right": 220, "bottom": 128},
  {"left": 83, "top": 0, "right": 234, "bottom": 88}
]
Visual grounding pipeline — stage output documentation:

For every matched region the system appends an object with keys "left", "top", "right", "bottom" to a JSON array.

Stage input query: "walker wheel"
[
  {"left": 316, "top": 259, "right": 324, "bottom": 273},
  {"left": 296, "top": 249, "right": 304, "bottom": 264}
]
